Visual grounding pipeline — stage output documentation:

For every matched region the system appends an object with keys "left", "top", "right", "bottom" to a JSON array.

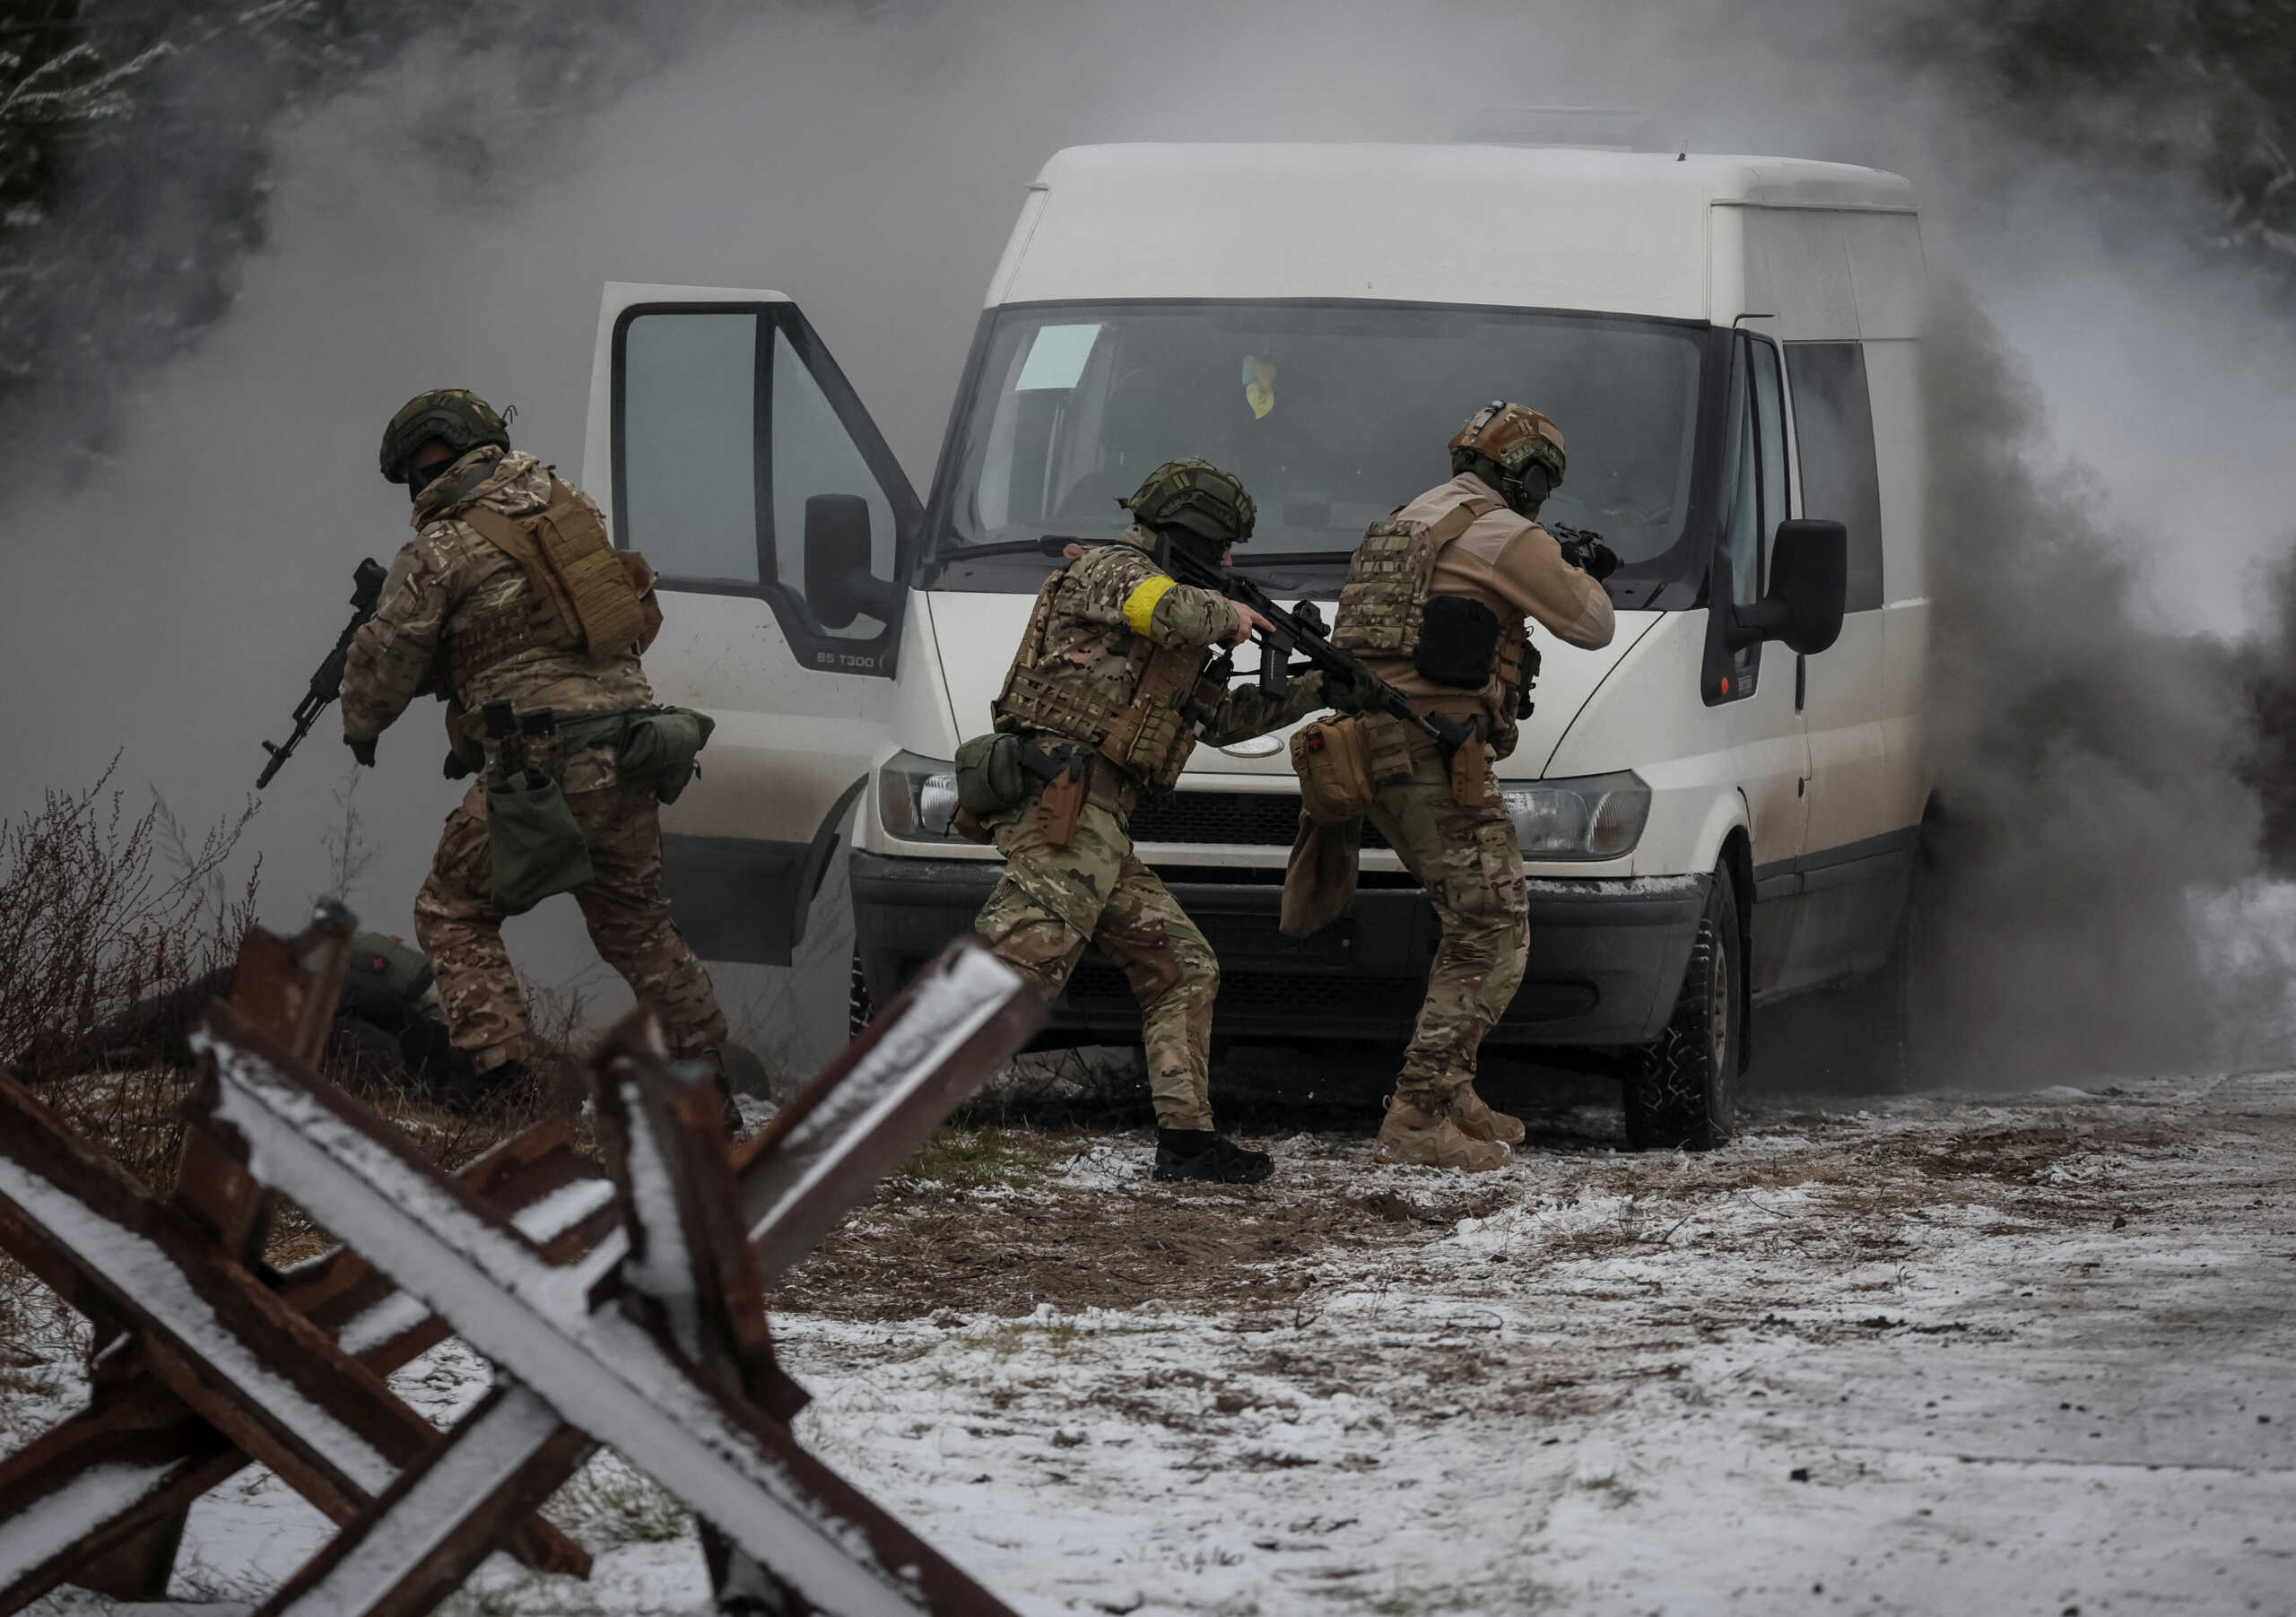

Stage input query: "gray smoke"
[{"left": 2, "top": 0, "right": 2292, "bottom": 1081}]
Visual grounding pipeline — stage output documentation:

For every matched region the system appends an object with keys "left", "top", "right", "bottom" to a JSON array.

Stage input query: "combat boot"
[
  {"left": 1373, "top": 1097, "right": 1510, "bottom": 1173},
  {"left": 1446, "top": 1082, "right": 1526, "bottom": 1147},
  {"left": 1153, "top": 1129, "right": 1274, "bottom": 1184}
]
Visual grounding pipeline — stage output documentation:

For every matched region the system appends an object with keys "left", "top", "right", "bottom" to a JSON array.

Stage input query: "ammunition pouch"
[
  {"left": 1361, "top": 714, "right": 1422, "bottom": 789},
  {"left": 1414, "top": 596, "right": 1503, "bottom": 689},
  {"left": 485, "top": 764, "right": 593, "bottom": 917}
]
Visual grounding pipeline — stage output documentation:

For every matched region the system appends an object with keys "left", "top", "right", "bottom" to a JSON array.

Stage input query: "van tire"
[
  {"left": 1625, "top": 865, "right": 1741, "bottom": 1151},
  {"left": 848, "top": 950, "right": 874, "bottom": 1040}
]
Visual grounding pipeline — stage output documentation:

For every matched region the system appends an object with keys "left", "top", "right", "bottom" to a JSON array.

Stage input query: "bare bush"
[{"left": 0, "top": 759, "right": 257, "bottom": 1080}]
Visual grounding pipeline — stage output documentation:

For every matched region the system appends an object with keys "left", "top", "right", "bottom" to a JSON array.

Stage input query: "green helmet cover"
[
  {"left": 1118, "top": 457, "right": 1257, "bottom": 546},
  {"left": 379, "top": 388, "right": 511, "bottom": 483}
]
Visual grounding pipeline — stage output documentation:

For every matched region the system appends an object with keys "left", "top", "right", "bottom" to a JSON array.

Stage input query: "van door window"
[
  {"left": 613, "top": 302, "right": 919, "bottom": 672},
  {"left": 1714, "top": 340, "right": 1761, "bottom": 691},
  {"left": 1784, "top": 343, "right": 1883, "bottom": 611},
  {"left": 1751, "top": 335, "right": 1790, "bottom": 549},
  {"left": 620, "top": 309, "right": 763, "bottom": 588}
]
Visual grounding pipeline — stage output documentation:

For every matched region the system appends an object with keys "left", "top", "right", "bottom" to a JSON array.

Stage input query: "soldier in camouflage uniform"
[
  {"left": 340, "top": 389, "right": 729, "bottom": 1101},
  {"left": 1334, "top": 404, "right": 1617, "bottom": 1172},
  {"left": 973, "top": 460, "right": 1334, "bottom": 1184}
]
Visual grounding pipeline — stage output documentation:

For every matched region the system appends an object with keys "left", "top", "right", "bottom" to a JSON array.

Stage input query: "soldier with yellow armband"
[{"left": 966, "top": 460, "right": 1335, "bottom": 1183}]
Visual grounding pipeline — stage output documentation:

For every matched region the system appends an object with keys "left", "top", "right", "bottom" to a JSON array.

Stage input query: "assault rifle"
[
  {"left": 255, "top": 557, "right": 390, "bottom": 788},
  {"left": 1550, "top": 521, "right": 1620, "bottom": 582},
  {"left": 1155, "top": 543, "right": 1482, "bottom": 753}
]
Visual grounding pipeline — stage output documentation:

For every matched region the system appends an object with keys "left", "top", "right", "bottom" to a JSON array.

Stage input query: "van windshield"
[{"left": 922, "top": 300, "right": 1706, "bottom": 600}]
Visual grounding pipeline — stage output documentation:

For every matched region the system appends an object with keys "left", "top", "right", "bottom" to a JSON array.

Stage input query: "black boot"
[{"left": 1152, "top": 1128, "right": 1274, "bottom": 1184}]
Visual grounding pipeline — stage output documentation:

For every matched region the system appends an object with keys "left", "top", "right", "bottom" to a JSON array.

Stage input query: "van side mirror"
[
  {"left": 804, "top": 493, "right": 902, "bottom": 630},
  {"left": 1700, "top": 519, "right": 1848, "bottom": 703},
  {"left": 1733, "top": 519, "right": 1847, "bottom": 656}
]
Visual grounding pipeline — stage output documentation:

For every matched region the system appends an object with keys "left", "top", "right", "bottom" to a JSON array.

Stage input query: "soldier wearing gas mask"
[{"left": 1331, "top": 403, "right": 1618, "bottom": 1171}]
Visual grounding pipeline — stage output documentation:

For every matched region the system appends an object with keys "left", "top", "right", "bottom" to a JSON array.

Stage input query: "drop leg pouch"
[{"left": 486, "top": 767, "right": 594, "bottom": 916}]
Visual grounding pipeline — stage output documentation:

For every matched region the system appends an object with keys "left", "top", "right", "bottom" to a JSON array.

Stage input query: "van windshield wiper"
[
  {"left": 1231, "top": 551, "right": 1354, "bottom": 569},
  {"left": 932, "top": 535, "right": 1085, "bottom": 561}
]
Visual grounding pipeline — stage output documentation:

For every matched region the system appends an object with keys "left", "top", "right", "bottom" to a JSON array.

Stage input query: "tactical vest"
[
  {"left": 1332, "top": 493, "right": 1533, "bottom": 709},
  {"left": 447, "top": 480, "right": 656, "bottom": 696},
  {"left": 992, "top": 564, "right": 1221, "bottom": 790}
]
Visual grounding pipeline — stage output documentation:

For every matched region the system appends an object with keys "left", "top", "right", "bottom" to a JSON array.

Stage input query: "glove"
[
  {"left": 346, "top": 734, "right": 378, "bottom": 768},
  {"left": 1555, "top": 528, "right": 1621, "bottom": 582},
  {"left": 1324, "top": 665, "right": 1381, "bottom": 717}
]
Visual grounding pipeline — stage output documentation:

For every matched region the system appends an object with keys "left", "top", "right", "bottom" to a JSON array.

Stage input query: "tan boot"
[
  {"left": 1374, "top": 1098, "right": 1511, "bottom": 1172},
  {"left": 1446, "top": 1083, "right": 1526, "bottom": 1147}
]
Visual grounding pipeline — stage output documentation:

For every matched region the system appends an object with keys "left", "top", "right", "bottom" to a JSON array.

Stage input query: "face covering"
[{"left": 404, "top": 457, "right": 453, "bottom": 504}]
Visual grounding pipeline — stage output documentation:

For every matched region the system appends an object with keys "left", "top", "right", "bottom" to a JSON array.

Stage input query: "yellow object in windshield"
[{"left": 1243, "top": 355, "right": 1276, "bottom": 421}]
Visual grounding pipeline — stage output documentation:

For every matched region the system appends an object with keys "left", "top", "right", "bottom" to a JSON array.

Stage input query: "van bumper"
[{"left": 849, "top": 852, "right": 1705, "bottom": 1049}]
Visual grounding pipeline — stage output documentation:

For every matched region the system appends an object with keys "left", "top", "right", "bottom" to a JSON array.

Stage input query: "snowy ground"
[{"left": 10, "top": 1069, "right": 2296, "bottom": 1617}]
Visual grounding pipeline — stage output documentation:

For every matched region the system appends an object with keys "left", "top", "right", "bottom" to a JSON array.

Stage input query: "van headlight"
[
  {"left": 878, "top": 752, "right": 961, "bottom": 841},
  {"left": 1501, "top": 771, "right": 1650, "bottom": 861}
]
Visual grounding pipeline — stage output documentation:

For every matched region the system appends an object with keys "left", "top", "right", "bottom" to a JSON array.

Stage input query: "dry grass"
[{"left": 0, "top": 761, "right": 257, "bottom": 1081}]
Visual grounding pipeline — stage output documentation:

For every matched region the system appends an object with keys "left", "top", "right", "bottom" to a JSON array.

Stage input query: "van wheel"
[
  {"left": 1625, "top": 864, "right": 1742, "bottom": 1151},
  {"left": 848, "top": 950, "right": 874, "bottom": 1040}
]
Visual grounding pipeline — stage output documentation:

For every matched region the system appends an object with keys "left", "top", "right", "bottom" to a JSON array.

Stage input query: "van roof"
[{"left": 991, "top": 143, "right": 1917, "bottom": 321}]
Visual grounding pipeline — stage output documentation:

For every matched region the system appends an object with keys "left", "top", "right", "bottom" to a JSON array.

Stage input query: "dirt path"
[{"left": 15, "top": 1074, "right": 2296, "bottom": 1616}]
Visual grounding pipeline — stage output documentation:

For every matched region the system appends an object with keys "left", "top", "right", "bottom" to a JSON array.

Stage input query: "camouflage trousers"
[
  {"left": 413, "top": 780, "right": 728, "bottom": 1074},
  {"left": 1366, "top": 750, "right": 1529, "bottom": 1106},
  {"left": 972, "top": 798, "right": 1222, "bottom": 1131}
]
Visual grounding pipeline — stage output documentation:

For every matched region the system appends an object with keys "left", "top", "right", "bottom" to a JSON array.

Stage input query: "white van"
[{"left": 579, "top": 143, "right": 1929, "bottom": 1146}]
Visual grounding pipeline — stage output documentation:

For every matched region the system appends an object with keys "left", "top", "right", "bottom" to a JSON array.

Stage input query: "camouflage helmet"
[
  {"left": 1118, "top": 458, "right": 1257, "bottom": 545},
  {"left": 1448, "top": 400, "right": 1567, "bottom": 513},
  {"left": 378, "top": 388, "right": 511, "bottom": 483}
]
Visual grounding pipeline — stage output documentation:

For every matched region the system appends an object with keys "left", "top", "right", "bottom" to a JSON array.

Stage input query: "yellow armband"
[{"left": 1121, "top": 575, "right": 1178, "bottom": 637}]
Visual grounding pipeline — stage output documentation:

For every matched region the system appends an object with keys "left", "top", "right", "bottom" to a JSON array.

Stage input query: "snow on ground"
[{"left": 10, "top": 1072, "right": 2296, "bottom": 1616}]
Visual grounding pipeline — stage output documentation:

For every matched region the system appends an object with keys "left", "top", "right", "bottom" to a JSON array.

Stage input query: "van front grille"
[{"left": 1130, "top": 789, "right": 1391, "bottom": 850}]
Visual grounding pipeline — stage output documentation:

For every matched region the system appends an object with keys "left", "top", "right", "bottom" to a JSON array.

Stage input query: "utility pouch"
[
  {"left": 1448, "top": 730, "right": 1493, "bottom": 809},
  {"left": 953, "top": 733, "right": 1028, "bottom": 817},
  {"left": 1289, "top": 717, "right": 1374, "bottom": 825},
  {"left": 1281, "top": 814, "right": 1362, "bottom": 940},
  {"left": 614, "top": 707, "right": 716, "bottom": 804},
  {"left": 1362, "top": 715, "right": 1419, "bottom": 789},
  {"left": 485, "top": 766, "right": 593, "bottom": 916},
  {"left": 1035, "top": 753, "right": 1089, "bottom": 849},
  {"left": 1414, "top": 596, "right": 1503, "bottom": 689}
]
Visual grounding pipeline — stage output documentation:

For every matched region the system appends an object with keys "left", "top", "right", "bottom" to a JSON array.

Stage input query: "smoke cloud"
[{"left": 2, "top": 0, "right": 2291, "bottom": 1080}]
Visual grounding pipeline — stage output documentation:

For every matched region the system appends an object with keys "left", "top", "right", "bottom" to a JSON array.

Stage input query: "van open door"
[{"left": 581, "top": 283, "right": 920, "bottom": 966}]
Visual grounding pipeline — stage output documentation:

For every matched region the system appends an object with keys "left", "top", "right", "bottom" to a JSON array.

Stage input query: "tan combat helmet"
[
  {"left": 1448, "top": 400, "right": 1567, "bottom": 517},
  {"left": 379, "top": 388, "right": 512, "bottom": 484},
  {"left": 1118, "top": 457, "right": 1258, "bottom": 547}
]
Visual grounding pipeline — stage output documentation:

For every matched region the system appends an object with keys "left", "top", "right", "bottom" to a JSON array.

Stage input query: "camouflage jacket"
[
  {"left": 340, "top": 446, "right": 655, "bottom": 793},
  {"left": 1012, "top": 531, "right": 1325, "bottom": 751}
]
